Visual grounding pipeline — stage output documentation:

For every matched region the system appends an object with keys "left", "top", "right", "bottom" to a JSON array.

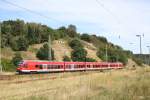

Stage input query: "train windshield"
[
  {"left": 18, "top": 61, "right": 27, "bottom": 68},
  {"left": 18, "top": 61, "right": 24, "bottom": 66}
]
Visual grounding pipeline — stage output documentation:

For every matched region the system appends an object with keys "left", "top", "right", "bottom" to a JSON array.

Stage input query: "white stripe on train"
[{"left": 20, "top": 67, "right": 123, "bottom": 73}]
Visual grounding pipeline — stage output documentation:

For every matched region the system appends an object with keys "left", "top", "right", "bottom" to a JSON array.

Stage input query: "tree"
[
  {"left": 36, "top": 43, "right": 55, "bottom": 60},
  {"left": 12, "top": 52, "right": 23, "bottom": 66},
  {"left": 17, "top": 37, "right": 29, "bottom": 51},
  {"left": 10, "top": 37, "right": 29, "bottom": 51},
  {"left": 67, "top": 24, "right": 77, "bottom": 37},
  {"left": 97, "top": 47, "right": 128, "bottom": 65},
  {"left": 71, "top": 48, "right": 87, "bottom": 61},
  {"left": 97, "top": 36, "right": 108, "bottom": 43},
  {"left": 69, "top": 39, "right": 83, "bottom": 49},
  {"left": 63, "top": 56, "right": 71, "bottom": 61},
  {"left": 81, "top": 33, "right": 91, "bottom": 42}
]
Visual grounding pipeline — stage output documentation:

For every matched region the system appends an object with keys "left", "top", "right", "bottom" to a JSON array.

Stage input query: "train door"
[{"left": 71, "top": 64, "right": 74, "bottom": 70}]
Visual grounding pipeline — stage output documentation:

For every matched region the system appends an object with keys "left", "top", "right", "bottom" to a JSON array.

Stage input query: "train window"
[
  {"left": 53, "top": 65, "right": 57, "bottom": 69},
  {"left": 74, "top": 65, "right": 77, "bottom": 68},
  {"left": 47, "top": 65, "right": 50, "bottom": 69},
  {"left": 35, "top": 65, "right": 39, "bottom": 68},
  {"left": 80, "top": 65, "right": 84, "bottom": 68},
  {"left": 57, "top": 65, "right": 60, "bottom": 69},
  {"left": 96, "top": 65, "right": 98, "bottom": 68},
  {"left": 59, "top": 65, "right": 63, "bottom": 69},
  {"left": 87, "top": 65, "right": 90, "bottom": 68},
  {"left": 40, "top": 65, "right": 43, "bottom": 69},
  {"left": 47, "top": 65, "right": 51, "bottom": 69},
  {"left": 66, "top": 65, "right": 71, "bottom": 69}
]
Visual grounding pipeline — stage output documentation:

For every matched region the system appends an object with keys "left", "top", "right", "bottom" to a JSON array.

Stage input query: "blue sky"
[{"left": 0, "top": 0, "right": 150, "bottom": 54}]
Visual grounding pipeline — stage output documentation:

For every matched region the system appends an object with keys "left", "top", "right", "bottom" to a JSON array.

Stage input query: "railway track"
[{"left": 0, "top": 71, "right": 102, "bottom": 84}]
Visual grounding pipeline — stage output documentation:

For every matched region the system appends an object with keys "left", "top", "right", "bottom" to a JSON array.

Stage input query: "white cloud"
[{"left": 0, "top": 0, "right": 150, "bottom": 53}]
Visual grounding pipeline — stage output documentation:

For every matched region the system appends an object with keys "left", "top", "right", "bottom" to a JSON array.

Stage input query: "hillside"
[
  {"left": 1, "top": 19, "right": 145, "bottom": 71},
  {"left": 1, "top": 39, "right": 101, "bottom": 62}
]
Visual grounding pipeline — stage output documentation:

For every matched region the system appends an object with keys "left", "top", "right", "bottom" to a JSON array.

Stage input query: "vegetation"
[
  {"left": 1, "top": 19, "right": 75, "bottom": 50},
  {"left": 80, "top": 33, "right": 91, "bottom": 42},
  {"left": 85, "top": 58, "right": 97, "bottom": 62},
  {"left": 132, "top": 56, "right": 143, "bottom": 66},
  {"left": 71, "top": 48, "right": 87, "bottom": 61},
  {"left": 1, "top": 59, "right": 16, "bottom": 71},
  {"left": 36, "top": 43, "right": 55, "bottom": 60},
  {"left": 97, "top": 47, "right": 128, "bottom": 65},
  {"left": 11, "top": 52, "right": 23, "bottom": 66},
  {"left": 1, "top": 19, "right": 144, "bottom": 66},
  {"left": 69, "top": 38, "right": 83, "bottom": 49},
  {"left": 69, "top": 39, "right": 96, "bottom": 62},
  {"left": 0, "top": 67, "right": 149, "bottom": 100},
  {"left": 63, "top": 55, "right": 71, "bottom": 61}
]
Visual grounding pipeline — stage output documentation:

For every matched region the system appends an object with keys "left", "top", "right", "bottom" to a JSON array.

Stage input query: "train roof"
[{"left": 21, "top": 60, "right": 123, "bottom": 65}]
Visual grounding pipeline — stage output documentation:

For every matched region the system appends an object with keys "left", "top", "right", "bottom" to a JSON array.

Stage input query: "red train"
[{"left": 16, "top": 60, "right": 124, "bottom": 73}]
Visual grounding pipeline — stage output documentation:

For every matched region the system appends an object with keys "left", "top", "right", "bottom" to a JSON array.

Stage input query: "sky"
[{"left": 0, "top": 0, "right": 150, "bottom": 54}]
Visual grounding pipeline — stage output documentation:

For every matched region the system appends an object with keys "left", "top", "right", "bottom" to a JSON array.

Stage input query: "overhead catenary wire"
[
  {"left": 95, "top": 0, "right": 121, "bottom": 24},
  {"left": 1, "top": 0, "right": 64, "bottom": 24}
]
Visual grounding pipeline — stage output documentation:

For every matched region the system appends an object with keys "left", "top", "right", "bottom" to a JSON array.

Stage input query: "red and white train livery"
[{"left": 17, "top": 60, "right": 124, "bottom": 73}]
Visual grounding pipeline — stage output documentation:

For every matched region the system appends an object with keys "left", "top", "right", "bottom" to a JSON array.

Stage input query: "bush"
[
  {"left": 97, "top": 47, "right": 128, "bottom": 65},
  {"left": 63, "top": 56, "right": 71, "bottom": 61},
  {"left": 12, "top": 52, "right": 23, "bottom": 66},
  {"left": 36, "top": 43, "right": 55, "bottom": 60},
  {"left": 132, "top": 56, "right": 143, "bottom": 66},
  {"left": 81, "top": 33, "right": 91, "bottom": 42},
  {"left": 67, "top": 24, "right": 77, "bottom": 38},
  {"left": 71, "top": 48, "right": 87, "bottom": 61},
  {"left": 86, "top": 58, "right": 97, "bottom": 62},
  {"left": 97, "top": 36, "right": 108, "bottom": 43},
  {"left": 69, "top": 39, "right": 83, "bottom": 49},
  {"left": 1, "top": 59, "right": 16, "bottom": 71},
  {"left": 10, "top": 37, "right": 29, "bottom": 51},
  {"left": 17, "top": 37, "right": 29, "bottom": 51}
]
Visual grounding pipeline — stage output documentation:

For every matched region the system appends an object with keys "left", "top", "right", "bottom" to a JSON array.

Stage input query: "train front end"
[{"left": 16, "top": 60, "right": 28, "bottom": 74}]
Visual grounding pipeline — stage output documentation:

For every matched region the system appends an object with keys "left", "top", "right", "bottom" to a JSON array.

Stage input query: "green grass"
[{"left": 1, "top": 58, "right": 16, "bottom": 72}]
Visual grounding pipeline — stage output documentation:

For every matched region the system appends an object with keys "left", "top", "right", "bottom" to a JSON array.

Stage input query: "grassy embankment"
[{"left": 0, "top": 67, "right": 150, "bottom": 100}]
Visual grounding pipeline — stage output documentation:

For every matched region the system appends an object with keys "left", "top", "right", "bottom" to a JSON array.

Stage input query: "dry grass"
[
  {"left": 52, "top": 39, "right": 72, "bottom": 61},
  {"left": 1, "top": 48, "right": 14, "bottom": 60},
  {"left": 0, "top": 67, "right": 150, "bottom": 100},
  {"left": 1, "top": 39, "right": 102, "bottom": 61}
]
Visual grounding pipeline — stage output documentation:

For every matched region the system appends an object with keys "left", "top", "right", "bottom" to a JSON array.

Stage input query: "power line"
[
  {"left": 2, "top": 0, "right": 64, "bottom": 24},
  {"left": 95, "top": 0, "right": 121, "bottom": 24}
]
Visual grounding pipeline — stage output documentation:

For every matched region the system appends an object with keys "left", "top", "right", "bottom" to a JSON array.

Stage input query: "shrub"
[
  {"left": 97, "top": 36, "right": 108, "bottom": 43},
  {"left": 86, "top": 58, "right": 97, "bottom": 62},
  {"left": 71, "top": 48, "right": 87, "bottom": 61},
  {"left": 69, "top": 39, "right": 83, "bottom": 49},
  {"left": 10, "top": 37, "right": 29, "bottom": 51},
  {"left": 12, "top": 52, "right": 23, "bottom": 66},
  {"left": 81, "top": 33, "right": 91, "bottom": 42},
  {"left": 67, "top": 24, "right": 77, "bottom": 38},
  {"left": 16, "top": 37, "right": 29, "bottom": 51},
  {"left": 36, "top": 43, "right": 55, "bottom": 60},
  {"left": 2, "top": 59, "right": 16, "bottom": 71},
  {"left": 132, "top": 56, "right": 143, "bottom": 66},
  {"left": 63, "top": 56, "right": 71, "bottom": 61},
  {"left": 97, "top": 47, "right": 128, "bottom": 65}
]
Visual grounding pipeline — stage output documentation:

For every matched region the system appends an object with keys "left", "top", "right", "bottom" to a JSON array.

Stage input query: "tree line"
[{"left": 1, "top": 19, "right": 143, "bottom": 68}]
